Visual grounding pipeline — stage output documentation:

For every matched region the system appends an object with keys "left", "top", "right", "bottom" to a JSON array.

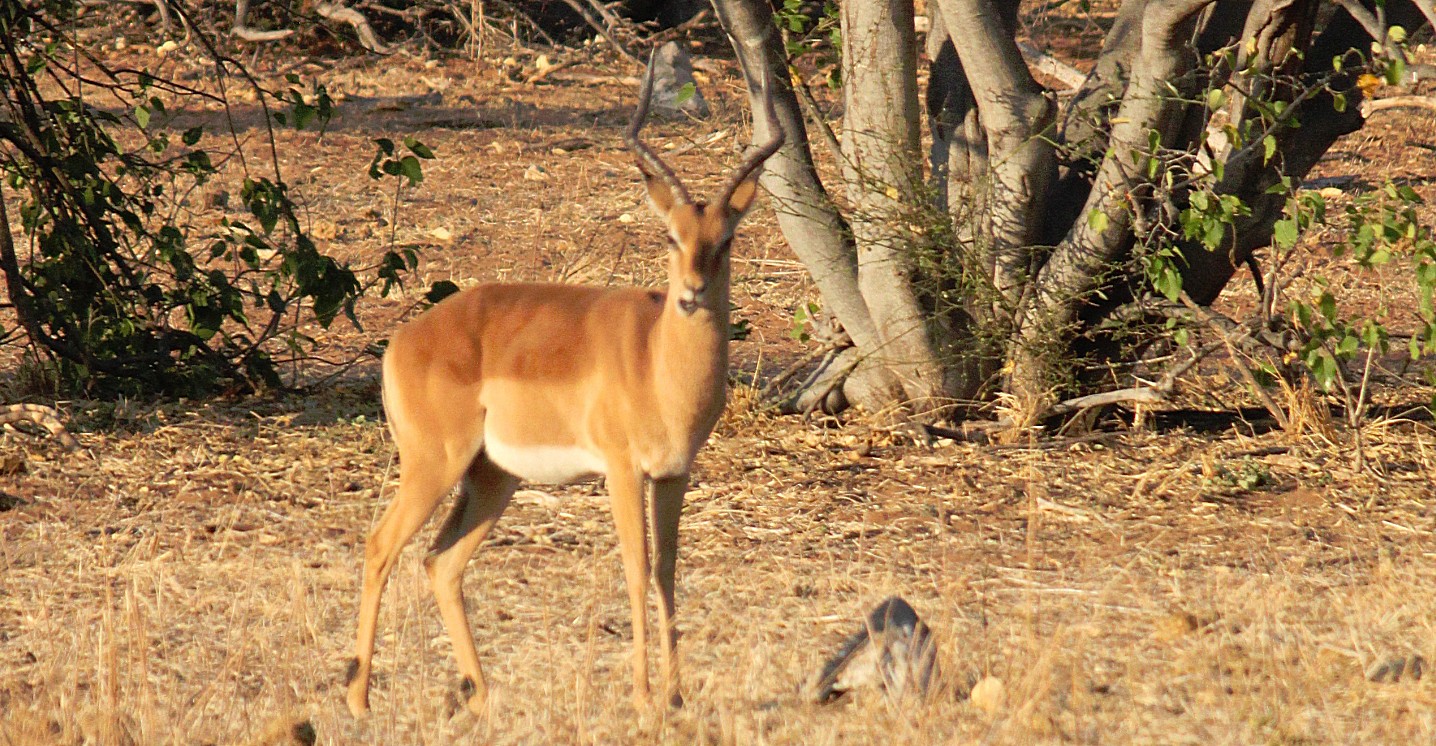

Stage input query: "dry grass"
[
  {"left": 3, "top": 29, "right": 1436, "bottom": 746},
  {"left": 3, "top": 394, "right": 1435, "bottom": 744}
]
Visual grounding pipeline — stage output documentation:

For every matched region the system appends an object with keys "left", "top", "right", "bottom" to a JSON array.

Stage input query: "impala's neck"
[{"left": 653, "top": 261, "right": 731, "bottom": 432}]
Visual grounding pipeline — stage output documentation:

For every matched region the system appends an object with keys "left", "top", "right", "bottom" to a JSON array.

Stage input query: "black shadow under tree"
[
  {"left": 713, "top": 0, "right": 1436, "bottom": 429},
  {"left": 0, "top": 0, "right": 429, "bottom": 398}
]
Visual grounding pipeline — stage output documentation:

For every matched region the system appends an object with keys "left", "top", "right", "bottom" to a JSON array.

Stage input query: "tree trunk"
[
  {"left": 716, "top": 0, "right": 1435, "bottom": 427},
  {"left": 711, "top": 0, "right": 908, "bottom": 411},
  {"left": 840, "top": 0, "right": 952, "bottom": 417}
]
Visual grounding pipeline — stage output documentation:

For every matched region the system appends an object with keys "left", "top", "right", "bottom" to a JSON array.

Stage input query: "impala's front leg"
[
  {"left": 651, "top": 474, "right": 687, "bottom": 709},
  {"left": 605, "top": 463, "right": 651, "bottom": 708}
]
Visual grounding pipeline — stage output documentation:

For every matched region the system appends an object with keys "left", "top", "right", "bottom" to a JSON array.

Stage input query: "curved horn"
[
  {"left": 626, "top": 51, "right": 692, "bottom": 206},
  {"left": 718, "top": 62, "right": 786, "bottom": 208}
]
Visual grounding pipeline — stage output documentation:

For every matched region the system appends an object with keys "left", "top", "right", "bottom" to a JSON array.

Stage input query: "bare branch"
[
  {"left": 1413, "top": 0, "right": 1436, "bottom": 31},
  {"left": 1361, "top": 94, "right": 1436, "bottom": 116},
  {"left": 1332, "top": 0, "right": 1385, "bottom": 41},
  {"left": 1045, "top": 387, "right": 1168, "bottom": 417},
  {"left": 0, "top": 404, "right": 83, "bottom": 452},
  {"left": 1180, "top": 294, "right": 1291, "bottom": 430},
  {"left": 233, "top": 0, "right": 294, "bottom": 42},
  {"left": 314, "top": 2, "right": 390, "bottom": 54},
  {"left": 558, "top": 0, "right": 640, "bottom": 64},
  {"left": 1017, "top": 41, "right": 1087, "bottom": 90}
]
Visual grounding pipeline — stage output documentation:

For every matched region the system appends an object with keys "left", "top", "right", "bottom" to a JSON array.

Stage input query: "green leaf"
[
  {"left": 399, "top": 155, "right": 424, "bottom": 185},
  {"left": 425, "top": 280, "right": 460, "bottom": 303},
  {"left": 1206, "top": 88, "right": 1227, "bottom": 110},
  {"left": 1087, "top": 209, "right": 1109, "bottom": 233},
  {"left": 405, "top": 137, "right": 436, "bottom": 159},
  {"left": 135, "top": 105, "right": 150, "bottom": 129},
  {"left": 675, "top": 82, "right": 696, "bottom": 105},
  {"left": 1262, "top": 134, "right": 1277, "bottom": 165},
  {"left": 1273, "top": 218, "right": 1299, "bottom": 249}
]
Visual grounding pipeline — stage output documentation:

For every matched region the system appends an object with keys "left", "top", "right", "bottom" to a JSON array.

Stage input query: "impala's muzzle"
[{"left": 677, "top": 282, "right": 705, "bottom": 315}]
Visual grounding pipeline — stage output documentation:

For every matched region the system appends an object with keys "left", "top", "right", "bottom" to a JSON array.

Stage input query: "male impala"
[{"left": 345, "top": 61, "right": 784, "bottom": 718}]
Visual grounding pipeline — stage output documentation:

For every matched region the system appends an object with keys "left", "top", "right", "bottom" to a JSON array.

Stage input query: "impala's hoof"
[
  {"left": 345, "top": 658, "right": 371, "bottom": 719},
  {"left": 459, "top": 676, "right": 487, "bottom": 717},
  {"left": 346, "top": 692, "right": 370, "bottom": 720}
]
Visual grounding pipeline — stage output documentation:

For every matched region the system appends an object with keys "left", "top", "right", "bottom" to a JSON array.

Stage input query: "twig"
[
  {"left": 314, "top": 2, "right": 390, "bottom": 53},
  {"left": 789, "top": 63, "right": 844, "bottom": 166},
  {"left": 1180, "top": 293, "right": 1291, "bottom": 430},
  {"left": 1016, "top": 41, "right": 1087, "bottom": 91},
  {"left": 758, "top": 341, "right": 838, "bottom": 404},
  {"left": 557, "top": 0, "right": 640, "bottom": 64},
  {"left": 1360, "top": 95, "right": 1436, "bottom": 117}
]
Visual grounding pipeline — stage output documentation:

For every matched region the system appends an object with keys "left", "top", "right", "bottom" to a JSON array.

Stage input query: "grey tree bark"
[
  {"left": 840, "top": 0, "right": 952, "bottom": 416},
  {"left": 713, "top": 0, "right": 1433, "bottom": 427}
]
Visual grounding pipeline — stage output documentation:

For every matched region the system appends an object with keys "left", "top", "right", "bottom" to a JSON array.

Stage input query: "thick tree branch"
[
  {"left": 841, "top": 0, "right": 949, "bottom": 414},
  {"left": 314, "top": 2, "right": 390, "bottom": 54},
  {"left": 712, "top": 0, "right": 907, "bottom": 410},
  {"left": 936, "top": 0, "right": 1058, "bottom": 304},
  {"left": 1007, "top": 0, "right": 1216, "bottom": 420}
]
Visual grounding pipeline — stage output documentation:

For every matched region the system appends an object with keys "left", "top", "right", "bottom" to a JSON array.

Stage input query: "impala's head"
[{"left": 626, "top": 55, "right": 784, "bottom": 318}]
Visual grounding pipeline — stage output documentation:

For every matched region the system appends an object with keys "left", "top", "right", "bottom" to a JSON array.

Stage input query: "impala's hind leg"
[
  {"left": 424, "top": 454, "right": 519, "bottom": 716},
  {"left": 347, "top": 449, "right": 467, "bottom": 719}
]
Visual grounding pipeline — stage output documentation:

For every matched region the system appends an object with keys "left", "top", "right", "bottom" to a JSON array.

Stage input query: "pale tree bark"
[
  {"left": 840, "top": 0, "right": 951, "bottom": 417},
  {"left": 935, "top": 0, "right": 1057, "bottom": 309},
  {"left": 716, "top": 0, "right": 1435, "bottom": 428},
  {"left": 1007, "top": 0, "right": 1217, "bottom": 419},
  {"left": 710, "top": 0, "right": 908, "bottom": 412}
]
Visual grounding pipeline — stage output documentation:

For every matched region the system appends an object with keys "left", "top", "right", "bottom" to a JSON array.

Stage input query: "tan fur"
[{"left": 345, "top": 174, "right": 767, "bottom": 719}]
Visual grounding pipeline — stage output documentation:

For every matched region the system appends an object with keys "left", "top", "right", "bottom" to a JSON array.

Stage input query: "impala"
[{"left": 345, "top": 61, "right": 784, "bottom": 718}]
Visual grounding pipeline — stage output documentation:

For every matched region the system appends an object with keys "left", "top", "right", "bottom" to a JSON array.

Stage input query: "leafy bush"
[{"left": 0, "top": 1, "right": 422, "bottom": 396}]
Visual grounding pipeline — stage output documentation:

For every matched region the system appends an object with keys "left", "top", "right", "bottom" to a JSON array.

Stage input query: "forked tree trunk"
[{"left": 714, "top": 0, "right": 1432, "bottom": 426}]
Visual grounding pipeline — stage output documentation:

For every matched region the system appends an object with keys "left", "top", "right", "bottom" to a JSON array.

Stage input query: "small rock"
[
  {"left": 617, "top": 213, "right": 635, "bottom": 224},
  {"left": 156, "top": 40, "right": 181, "bottom": 57},
  {"left": 310, "top": 220, "right": 339, "bottom": 241},
  {"left": 523, "top": 165, "right": 549, "bottom": 182},
  {"left": 429, "top": 226, "right": 453, "bottom": 242},
  {"left": 970, "top": 676, "right": 1005, "bottom": 713},
  {"left": 1318, "top": 186, "right": 1344, "bottom": 199},
  {"left": 1154, "top": 611, "right": 1201, "bottom": 642},
  {"left": 648, "top": 41, "right": 710, "bottom": 119}
]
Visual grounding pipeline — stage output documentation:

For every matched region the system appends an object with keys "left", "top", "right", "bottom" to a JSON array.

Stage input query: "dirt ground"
[{"left": 3, "top": 11, "right": 1436, "bottom": 746}]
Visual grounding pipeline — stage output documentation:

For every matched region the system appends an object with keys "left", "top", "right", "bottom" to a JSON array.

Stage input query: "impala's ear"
[
  {"left": 643, "top": 172, "right": 679, "bottom": 218},
  {"left": 726, "top": 176, "right": 761, "bottom": 218}
]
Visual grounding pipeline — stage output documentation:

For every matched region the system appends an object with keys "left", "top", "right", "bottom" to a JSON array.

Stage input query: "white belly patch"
[{"left": 483, "top": 436, "right": 606, "bottom": 485}]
